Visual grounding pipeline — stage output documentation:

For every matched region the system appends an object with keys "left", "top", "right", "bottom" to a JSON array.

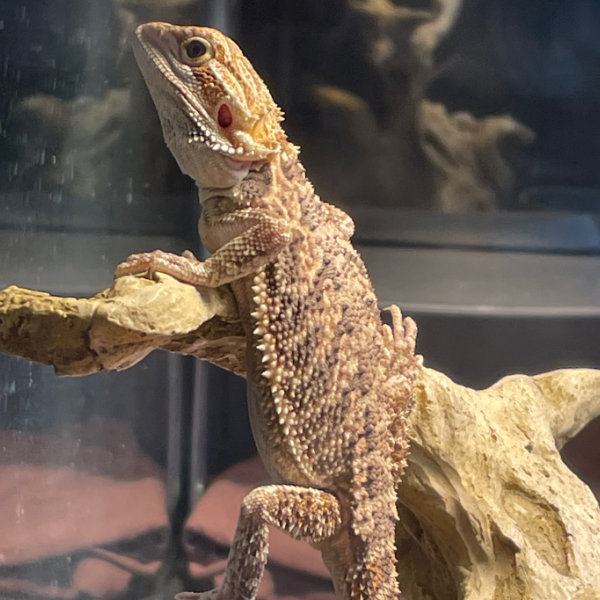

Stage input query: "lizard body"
[{"left": 118, "top": 23, "right": 421, "bottom": 600}]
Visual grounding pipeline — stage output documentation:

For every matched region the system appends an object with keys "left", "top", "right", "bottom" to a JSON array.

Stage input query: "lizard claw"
[{"left": 182, "top": 249, "right": 201, "bottom": 261}]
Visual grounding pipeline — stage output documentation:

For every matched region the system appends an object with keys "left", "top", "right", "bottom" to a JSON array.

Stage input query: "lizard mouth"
[
  {"left": 178, "top": 92, "right": 245, "bottom": 157},
  {"left": 181, "top": 93, "right": 276, "bottom": 163}
]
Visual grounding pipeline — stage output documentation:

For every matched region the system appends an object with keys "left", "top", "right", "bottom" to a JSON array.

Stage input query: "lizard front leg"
[
  {"left": 177, "top": 485, "right": 342, "bottom": 600},
  {"left": 114, "top": 211, "right": 294, "bottom": 287}
]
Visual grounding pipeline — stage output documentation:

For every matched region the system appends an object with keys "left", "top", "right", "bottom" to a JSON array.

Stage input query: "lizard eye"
[{"left": 182, "top": 37, "right": 213, "bottom": 64}]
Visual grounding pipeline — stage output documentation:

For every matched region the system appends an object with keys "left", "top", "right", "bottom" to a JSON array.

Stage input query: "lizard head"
[{"left": 133, "top": 22, "right": 288, "bottom": 187}]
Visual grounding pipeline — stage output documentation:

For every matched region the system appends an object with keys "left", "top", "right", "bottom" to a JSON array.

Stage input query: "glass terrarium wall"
[
  {"left": 227, "top": 0, "right": 600, "bottom": 384},
  {"left": 0, "top": 2, "right": 222, "bottom": 598},
  {"left": 1, "top": 1, "right": 599, "bottom": 599},
  {"left": 235, "top": 1, "right": 600, "bottom": 213},
  {"left": 223, "top": 0, "right": 600, "bottom": 493},
  {"left": 216, "top": 0, "right": 600, "bottom": 566}
]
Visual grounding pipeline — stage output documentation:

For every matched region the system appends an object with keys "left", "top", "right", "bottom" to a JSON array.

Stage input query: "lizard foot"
[
  {"left": 115, "top": 249, "right": 182, "bottom": 278},
  {"left": 383, "top": 305, "right": 417, "bottom": 354},
  {"left": 115, "top": 249, "right": 207, "bottom": 285}
]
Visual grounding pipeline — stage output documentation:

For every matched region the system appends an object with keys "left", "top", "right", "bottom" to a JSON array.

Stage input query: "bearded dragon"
[{"left": 117, "top": 22, "right": 421, "bottom": 600}]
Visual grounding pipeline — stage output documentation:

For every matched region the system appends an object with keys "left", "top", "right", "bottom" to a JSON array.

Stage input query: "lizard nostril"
[{"left": 218, "top": 103, "right": 233, "bottom": 128}]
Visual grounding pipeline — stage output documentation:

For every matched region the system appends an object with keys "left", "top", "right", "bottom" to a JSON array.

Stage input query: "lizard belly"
[
  {"left": 231, "top": 247, "right": 386, "bottom": 491},
  {"left": 228, "top": 278, "right": 308, "bottom": 485},
  {"left": 245, "top": 371, "right": 313, "bottom": 485},
  {"left": 232, "top": 275, "right": 341, "bottom": 488}
]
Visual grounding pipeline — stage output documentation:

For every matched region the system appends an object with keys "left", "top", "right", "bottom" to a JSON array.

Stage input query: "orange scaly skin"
[{"left": 117, "top": 22, "right": 421, "bottom": 600}]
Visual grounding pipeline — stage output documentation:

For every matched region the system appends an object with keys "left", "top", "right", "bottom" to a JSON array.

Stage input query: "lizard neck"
[{"left": 199, "top": 139, "right": 322, "bottom": 226}]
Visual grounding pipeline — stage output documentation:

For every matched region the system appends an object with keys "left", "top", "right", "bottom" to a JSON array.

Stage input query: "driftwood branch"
[
  {"left": 398, "top": 367, "right": 600, "bottom": 600},
  {"left": 0, "top": 275, "right": 245, "bottom": 376},
  {"left": 1, "top": 276, "right": 599, "bottom": 599}
]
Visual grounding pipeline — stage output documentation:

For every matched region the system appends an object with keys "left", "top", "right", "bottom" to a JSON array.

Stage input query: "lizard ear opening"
[{"left": 218, "top": 103, "right": 233, "bottom": 128}]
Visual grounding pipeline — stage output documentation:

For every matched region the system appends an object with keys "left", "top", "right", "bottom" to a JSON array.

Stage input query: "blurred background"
[{"left": 0, "top": 1, "right": 598, "bottom": 598}]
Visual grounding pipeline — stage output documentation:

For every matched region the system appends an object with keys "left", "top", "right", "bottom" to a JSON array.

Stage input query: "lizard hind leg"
[{"left": 178, "top": 484, "right": 342, "bottom": 600}]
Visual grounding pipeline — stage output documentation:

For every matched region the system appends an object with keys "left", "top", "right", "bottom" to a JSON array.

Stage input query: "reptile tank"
[{"left": 0, "top": 1, "right": 599, "bottom": 599}]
